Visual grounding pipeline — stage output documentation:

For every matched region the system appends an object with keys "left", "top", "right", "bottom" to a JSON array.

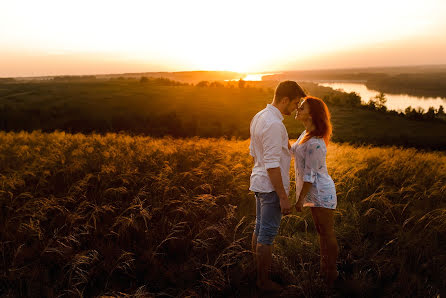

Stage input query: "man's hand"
[
  {"left": 295, "top": 199, "right": 304, "bottom": 213},
  {"left": 266, "top": 167, "right": 291, "bottom": 215},
  {"left": 279, "top": 196, "right": 292, "bottom": 215}
]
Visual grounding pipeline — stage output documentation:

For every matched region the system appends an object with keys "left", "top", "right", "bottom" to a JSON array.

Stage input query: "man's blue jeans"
[{"left": 254, "top": 191, "right": 282, "bottom": 245}]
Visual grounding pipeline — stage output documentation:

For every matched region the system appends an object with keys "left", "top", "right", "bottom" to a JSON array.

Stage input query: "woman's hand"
[
  {"left": 296, "top": 183, "right": 312, "bottom": 212},
  {"left": 295, "top": 199, "right": 304, "bottom": 212}
]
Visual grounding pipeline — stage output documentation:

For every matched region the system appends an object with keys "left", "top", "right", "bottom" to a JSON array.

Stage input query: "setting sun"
[{"left": 1, "top": 0, "right": 446, "bottom": 76}]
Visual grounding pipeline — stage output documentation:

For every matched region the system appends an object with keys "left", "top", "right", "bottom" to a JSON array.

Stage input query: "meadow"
[
  {"left": 1, "top": 131, "right": 445, "bottom": 297},
  {"left": 1, "top": 79, "right": 446, "bottom": 149}
]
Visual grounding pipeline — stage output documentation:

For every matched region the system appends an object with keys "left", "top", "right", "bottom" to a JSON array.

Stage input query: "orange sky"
[{"left": 1, "top": 0, "right": 446, "bottom": 77}]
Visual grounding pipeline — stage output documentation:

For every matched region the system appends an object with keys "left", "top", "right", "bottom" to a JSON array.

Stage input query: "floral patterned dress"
[{"left": 291, "top": 130, "right": 337, "bottom": 209}]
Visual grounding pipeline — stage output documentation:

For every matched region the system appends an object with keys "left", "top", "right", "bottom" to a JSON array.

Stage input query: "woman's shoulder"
[
  {"left": 309, "top": 136, "right": 324, "bottom": 142},
  {"left": 307, "top": 137, "right": 326, "bottom": 149}
]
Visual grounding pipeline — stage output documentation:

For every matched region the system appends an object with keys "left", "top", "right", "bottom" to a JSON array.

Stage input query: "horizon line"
[{"left": 3, "top": 63, "right": 446, "bottom": 79}]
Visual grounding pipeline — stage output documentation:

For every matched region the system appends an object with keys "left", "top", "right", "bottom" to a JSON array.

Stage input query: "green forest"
[{"left": 1, "top": 78, "right": 446, "bottom": 150}]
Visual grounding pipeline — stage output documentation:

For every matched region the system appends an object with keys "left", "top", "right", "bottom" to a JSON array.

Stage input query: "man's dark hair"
[{"left": 274, "top": 80, "right": 306, "bottom": 102}]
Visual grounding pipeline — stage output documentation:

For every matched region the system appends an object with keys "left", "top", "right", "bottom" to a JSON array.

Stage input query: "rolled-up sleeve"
[
  {"left": 262, "top": 122, "right": 283, "bottom": 169},
  {"left": 303, "top": 141, "right": 324, "bottom": 183},
  {"left": 249, "top": 140, "right": 255, "bottom": 157}
]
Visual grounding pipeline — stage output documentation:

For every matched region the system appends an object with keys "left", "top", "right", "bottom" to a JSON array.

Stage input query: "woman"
[{"left": 290, "top": 96, "right": 339, "bottom": 287}]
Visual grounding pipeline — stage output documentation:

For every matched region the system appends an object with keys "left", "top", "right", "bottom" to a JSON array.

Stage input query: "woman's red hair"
[{"left": 299, "top": 96, "right": 332, "bottom": 145}]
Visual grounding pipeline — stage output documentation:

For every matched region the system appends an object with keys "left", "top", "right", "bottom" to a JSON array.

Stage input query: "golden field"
[{"left": 0, "top": 131, "right": 445, "bottom": 297}]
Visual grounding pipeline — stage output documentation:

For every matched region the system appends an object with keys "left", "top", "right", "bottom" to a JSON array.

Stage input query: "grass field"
[{"left": 1, "top": 131, "right": 445, "bottom": 297}]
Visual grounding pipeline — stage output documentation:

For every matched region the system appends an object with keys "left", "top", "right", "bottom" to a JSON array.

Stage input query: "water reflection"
[
  {"left": 320, "top": 82, "right": 446, "bottom": 112},
  {"left": 226, "top": 73, "right": 275, "bottom": 81},
  {"left": 243, "top": 74, "right": 275, "bottom": 81}
]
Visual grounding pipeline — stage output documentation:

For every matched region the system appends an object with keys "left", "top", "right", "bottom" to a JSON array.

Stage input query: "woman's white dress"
[{"left": 291, "top": 130, "right": 337, "bottom": 209}]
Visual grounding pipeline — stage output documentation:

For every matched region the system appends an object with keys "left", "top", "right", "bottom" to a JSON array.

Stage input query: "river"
[{"left": 319, "top": 82, "right": 446, "bottom": 112}]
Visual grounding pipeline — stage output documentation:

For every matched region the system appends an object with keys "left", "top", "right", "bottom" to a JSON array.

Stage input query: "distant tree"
[
  {"left": 404, "top": 106, "right": 413, "bottom": 115},
  {"left": 405, "top": 106, "right": 425, "bottom": 120},
  {"left": 437, "top": 105, "right": 445, "bottom": 117},
  {"left": 153, "top": 78, "right": 178, "bottom": 86},
  {"left": 346, "top": 92, "right": 362, "bottom": 106},
  {"left": 238, "top": 78, "right": 246, "bottom": 89},
  {"left": 375, "top": 92, "right": 387, "bottom": 110},
  {"left": 140, "top": 76, "right": 149, "bottom": 83},
  {"left": 196, "top": 81, "right": 209, "bottom": 87},
  {"left": 331, "top": 96, "right": 341, "bottom": 105},
  {"left": 209, "top": 81, "right": 224, "bottom": 88},
  {"left": 368, "top": 92, "right": 387, "bottom": 111},
  {"left": 424, "top": 107, "right": 436, "bottom": 120},
  {"left": 416, "top": 107, "right": 425, "bottom": 114}
]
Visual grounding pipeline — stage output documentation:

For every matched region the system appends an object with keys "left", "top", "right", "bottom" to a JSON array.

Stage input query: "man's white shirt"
[{"left": 249, "top": 104, "right": 291, "bottom": 195}]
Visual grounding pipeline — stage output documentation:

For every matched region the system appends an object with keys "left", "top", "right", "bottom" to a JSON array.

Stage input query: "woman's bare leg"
[
  {"left": 311, "top": 209, "right": 328, "bottom": 278},
  {"left": 311, "top": 207, "right": 338, "bottom": 286}
]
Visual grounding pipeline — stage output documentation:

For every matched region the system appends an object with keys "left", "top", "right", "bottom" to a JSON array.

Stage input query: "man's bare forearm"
[{"left": 266, "top": 167, "right": 288, "bottom": 201}]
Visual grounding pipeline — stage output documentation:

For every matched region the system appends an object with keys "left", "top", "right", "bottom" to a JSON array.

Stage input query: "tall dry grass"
[{"left": 0, "top": 131, "right": 444, "bottom": 297}]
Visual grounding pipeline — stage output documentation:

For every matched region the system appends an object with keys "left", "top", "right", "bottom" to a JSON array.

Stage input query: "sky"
[{"left": 1, "top": 0, "right": 446, "bottom": 77}]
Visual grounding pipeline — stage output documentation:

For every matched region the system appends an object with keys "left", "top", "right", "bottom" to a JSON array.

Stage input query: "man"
[{"left": 249, "top": 80, "right": 306, "bottom": 291}]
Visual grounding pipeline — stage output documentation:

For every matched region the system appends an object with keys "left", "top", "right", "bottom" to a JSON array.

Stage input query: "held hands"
[
  {"left": 280, "top": 195, "right": 305, "bottom": 215},
  {"left": 295, "top": 183, "right": 311, "bottom": 213},
  {"left": 279, "top": 196, "right": 292, "bottom": 215},
  {"left": 295, "top": 199, "right": 304, "bottom": 213}
]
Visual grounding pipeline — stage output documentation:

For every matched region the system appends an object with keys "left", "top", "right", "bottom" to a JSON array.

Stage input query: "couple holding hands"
[{"left": 249, "top": 81, "right": 338, "bottom": 291}]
